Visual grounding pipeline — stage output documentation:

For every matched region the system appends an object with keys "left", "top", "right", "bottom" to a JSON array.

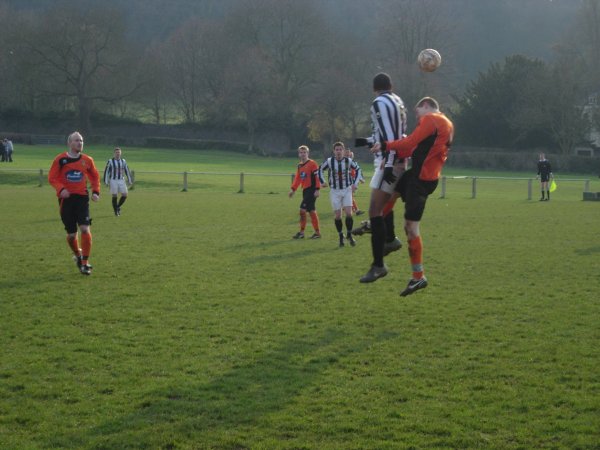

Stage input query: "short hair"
[
  {"left": 298, "top": 145, "right": 310, "bottom": 153},
  {"left": 114, "top": 147, "right": 122, "bottom": 152},
  {"left": 373, "top": 73, "right": 392, "bottom": 91},
  {"left": 333, "top": 141, "right": 345, "bottom": 149},
  {"left": 416, "top": 97, "right": 439, "bottom": 110},
  {"left": 67, "top": 131, "right": 83, "bottom": 144}
]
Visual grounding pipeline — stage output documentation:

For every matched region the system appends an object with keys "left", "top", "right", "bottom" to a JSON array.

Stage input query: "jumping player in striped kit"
[
  {"left": 103, "top": 147, "right": 133, "bottom": 216},
  {"left": 318, "top": 142, "right": 362, "bottom": 247},
  {"left": 355, "top": 73, "right": 407, "bottom": 283}
]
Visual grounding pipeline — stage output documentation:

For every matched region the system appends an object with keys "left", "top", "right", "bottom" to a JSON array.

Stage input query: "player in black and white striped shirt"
[
  {"left": 318, "top": 142, "right": 362, "bottom": 247},
  {"left": 355, "top": 73, "right": 407, "bottom": 282},
  {"left": 103, "top": 147, "right": 133, "bottom": 216}
]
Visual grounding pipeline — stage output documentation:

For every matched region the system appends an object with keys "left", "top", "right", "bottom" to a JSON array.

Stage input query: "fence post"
[
  {"left": 130, "top": 170, "right": 135, "bottom": 190},
  {"left": 527, "top": 179, "right": 532, "bottom": 200},
  {"left": 584, "top": 179, "right": 590, "bottom": 192},
  {"left": 182, "top": 171, "right": 188, "bottom": 192},
  {"left": 38, "top": 169, "right": 44, "bottom": 187},
  {"left": 440, "top": 176, "right": 446, "bottom": 199},
  {"left": 471, "top": 177, "right": 477, "bottom": 199},
  {"left": 239, "top": 172, "right": 245, "bottom": 193}
]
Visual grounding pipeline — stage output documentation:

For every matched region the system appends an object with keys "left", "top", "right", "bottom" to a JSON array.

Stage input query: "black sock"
[
  {"left": 112, "top": 197, "right": 118, "bottom": 211},
  {"left": 370, "top": 216, "right": 386, "bottom": 267},
  {"left": 335, "top": 218, "right": 343, "bottom": 235},
  {"left": 118, "top": 196, "right": 127, "bottom": 207},
  {"left": 541, "top": 191, "right": 545, "bottom": 199},
  {"left": 384, "top": 210, "right": 395, "bottom": 242},
  {"left": 546, "top": 191, "right": 550, "bottom": 200},
  {"left": 345, "top": 216, "right": 353, "bottom": 236}
]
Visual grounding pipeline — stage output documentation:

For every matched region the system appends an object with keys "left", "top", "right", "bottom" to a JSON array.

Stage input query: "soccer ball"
[{"left": 418, "top": 48, "right": 442, "bottom": 72}]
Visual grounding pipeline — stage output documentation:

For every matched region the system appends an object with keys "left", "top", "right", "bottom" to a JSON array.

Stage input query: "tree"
[{"left": 10, "top": 2, "right": 141, "bottom": 134}]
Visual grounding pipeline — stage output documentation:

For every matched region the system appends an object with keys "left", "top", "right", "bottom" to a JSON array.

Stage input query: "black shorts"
[
  {"left": 540, "top": 174, "right": 550, "bottom": 182},
  {"left": 395, "top": 169, "right": 438, "bottom": 221},
  {"left": 59, "top": 194, "right": 91, "bottom": 234},
  {"left": 300, "top": 188, "right": 317, "bottom": 212}
]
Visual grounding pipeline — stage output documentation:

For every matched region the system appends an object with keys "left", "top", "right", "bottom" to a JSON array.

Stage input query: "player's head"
[
  {"left": 298, "top": 145, "right": 310, "bottom": 162},
  {"left": 114, "top": 147, "right": 122, "bottom": 159},
  {"left": 333, "top": 141, "right": 345, "bottom": 159},
  {"left": 415, "top": 97, "right": 439, "bottom": 118},
  {"left": 344, "top": 148, "right": 354, "bottom": 158},
  {"left": 67, "top": 132, "right": 84, "bottom": 153},
  {"left": 373, "top": 73, "right": 392, "bottom": 92},
  {"left": 539, "top": 152, "right": 546, "bottom": 160}
]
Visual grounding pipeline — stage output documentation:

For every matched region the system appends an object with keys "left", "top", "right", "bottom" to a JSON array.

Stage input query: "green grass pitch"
[{"left": 1, "top": 145, "right": 599, "bottom": 448}]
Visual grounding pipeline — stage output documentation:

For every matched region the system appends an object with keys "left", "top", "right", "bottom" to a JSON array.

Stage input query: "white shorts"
[
  {"left": 109, "top": 179, "right": 128, "bottom": 195},
  {"left": 329, "top": 186, "right": 354, "bottom": 211},
  {"left": 369, "top": 161, "right": 406, "bottom": 194}
]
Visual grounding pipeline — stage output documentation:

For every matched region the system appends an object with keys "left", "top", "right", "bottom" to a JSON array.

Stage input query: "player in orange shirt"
[
  {"left": 375, "top": 97, "right": 454, "bottom": 296},
  {"left": 48, "top": 131, "right": 101, "bottom": 275},
  {"left": 288, "top": 145, "right": 321, "bottom": 239}
]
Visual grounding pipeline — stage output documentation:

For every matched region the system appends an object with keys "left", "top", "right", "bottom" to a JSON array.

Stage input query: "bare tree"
[{"left": 12, "top": 2, "right": 141, "bottom": 134}]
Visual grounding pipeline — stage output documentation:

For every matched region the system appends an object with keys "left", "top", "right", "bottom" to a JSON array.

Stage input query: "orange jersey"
[
  {"left": 387, "top": 112, "right": 453, "bottom": 181},
  {"left": 48, "top": 152, "right": 101, "bottom": 197},
  {"left": 291, "top": 159, "right": 321, "bottom": 191}
]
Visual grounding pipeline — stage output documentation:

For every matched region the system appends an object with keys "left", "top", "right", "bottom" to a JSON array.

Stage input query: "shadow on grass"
[
  {"left": 574, "top": 245, "right": 600, "bottom": 256},
  {"left": 66, "top": 329, "right": 398, "bottom": 448}
]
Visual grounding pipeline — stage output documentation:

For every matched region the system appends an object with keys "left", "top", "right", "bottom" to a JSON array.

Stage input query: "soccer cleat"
[
  {"left": 79, "top": 264, "right": 93, "bottom": 275},
  {"left": 359, "top": 264, "right": 388, "bottom": 283},
  {"left": 339, "top": 237, "right": 345, "bottom": 247},
  {"left": 72, "top": 254, "right": 83, "bottom": 270},
  {"left": 355, "top": 210, "right": 365, "bottom": 216},
  {"left": 351, "top": 220, "right": 371, "bottom": 236},
  {"left": 400, "top": 277, "right": 428, "bottom": 297},
  {"left": 293, "top": 232, "right": 305, "bottom": 239},
  {"left": 347, "top": 234, "right": 356, "bottom": 247},
  {"left": 383, "top": 237, "right": 402, "bottom": 256},
  {"left": 309, "top": 233, "right": 321, "bottom": 239}
]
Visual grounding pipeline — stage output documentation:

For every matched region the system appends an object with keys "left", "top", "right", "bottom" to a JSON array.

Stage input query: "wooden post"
[
  {"left": 584, "top": 180, "right": 590, "bottom": 192},
  {"left": 440, "top": 176, "right": 446, "bottom": 199},
  {"left": 38, "top": 169, "right": 44, "bottom": 187},
  {"left": 527, "top": 179, "right": 532, "bottom": 200},
  {"left": 239, "top": 172, "right": 245, "bottom": 193},
  {"left": 182, "top": 171, "right": 188, "bottom": 192},
  {"left": 471, "top": 177, "right": 477, "bottom": 199},
  {"left": 130, "top": 170, "right": 135, "bottom": 190}
]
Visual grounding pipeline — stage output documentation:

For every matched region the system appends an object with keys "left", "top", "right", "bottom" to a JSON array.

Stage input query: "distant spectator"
[
  {"left": 0, "top": 139, "right": 6, "bottom": 162},
  {"left": 4, "top": 139, "right": 13, "bottom": 162}
]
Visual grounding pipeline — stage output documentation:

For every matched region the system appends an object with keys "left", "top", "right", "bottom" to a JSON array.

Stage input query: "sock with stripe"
[
  {"left": 81, "top": 231, "right": 92, "bottom": 266},
  {"left": 408, "top": 236, "right": 424, "bottom": 279}
]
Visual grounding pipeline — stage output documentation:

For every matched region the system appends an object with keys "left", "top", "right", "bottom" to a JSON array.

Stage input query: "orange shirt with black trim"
[
  {"left": 291, "top": 159, "right": 321, "bottom": 191},
  {"left": 387, "top": 112, "right": 453, "bottom": 181},
  {"left": 48, "top": 152, "right": 101, "bottom": 197}
]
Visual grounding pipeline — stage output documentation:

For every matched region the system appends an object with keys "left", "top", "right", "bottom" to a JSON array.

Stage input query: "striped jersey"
[
  {"left": 103, "top": 158, "right": 132, "bottom": 184},
  {"left": 48, "top": 152, "right": 100, "bottom": 197},
  {"left": 368, "top": 92, "right": 407, "bottom": 167},
  {"left": 318, "top": 157, "right": 362, "bottom": 190}
]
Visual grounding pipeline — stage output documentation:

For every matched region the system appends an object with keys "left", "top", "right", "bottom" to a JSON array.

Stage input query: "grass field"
[{"left": 1, "top": 145, "right": 600, "bottom": 449}]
